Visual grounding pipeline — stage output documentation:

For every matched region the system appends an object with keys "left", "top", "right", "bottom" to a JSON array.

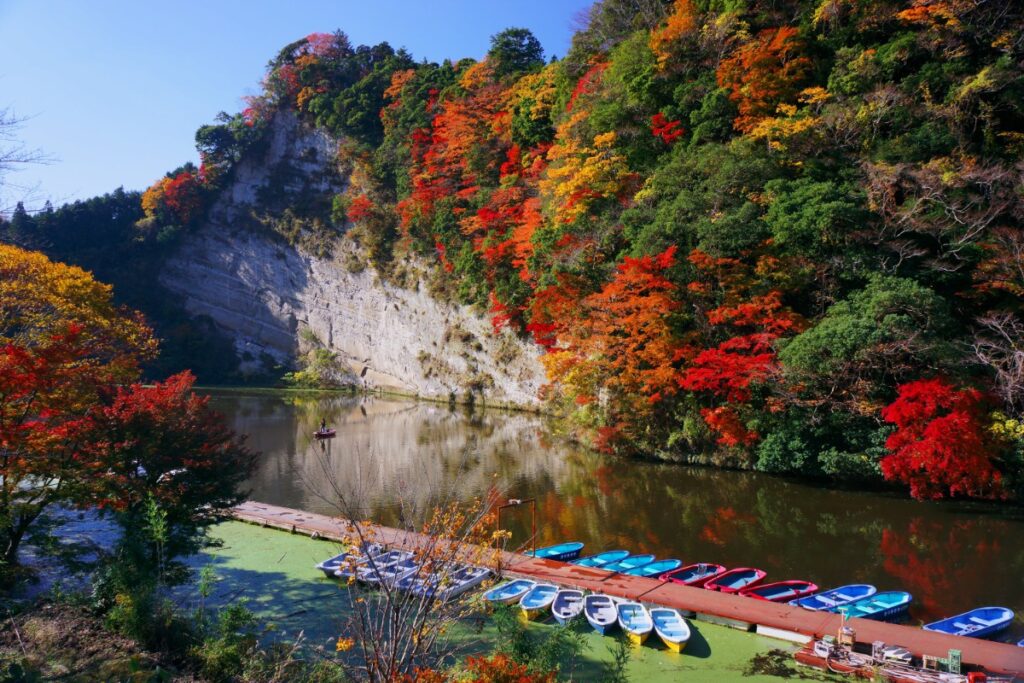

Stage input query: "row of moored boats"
[
  {"left": 315, "top": 544, "right": 492, "bottom": 601},
  {"left": 527, "top": 542, "right": 1021, "bottom": 644}
]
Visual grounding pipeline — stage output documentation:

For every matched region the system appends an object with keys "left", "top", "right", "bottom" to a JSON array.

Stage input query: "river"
[{"left": 209, "top": 389, "right": 1024, "bottom": 639}]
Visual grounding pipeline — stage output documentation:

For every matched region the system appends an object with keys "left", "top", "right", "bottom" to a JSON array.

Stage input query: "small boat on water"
[
  {"left": 314, "top": 429, "right": 336, "bottom": 439},
  {"left": 430, "top": 565, "right": 491, "bottom": 601},
  {"left": 601, "top": 554, "right": 655, "bottom": 573},
  {"left": 552, "top": 589, "right": 585, "bottom": 625},
  {"left": 650, "top": 607, "right": 690, "bottom": 652},
  {"left": 625, "top": 559, "right": 682, "bottom": 578},
  {"left": 335, "top": 548, "right": 408, "bottom": 580},
  {"left": 791, "top": 584, "right": 876, "bottom": 611},
  {"left": 661, "top": 562, "right": 726, "bottom": 587},
  {"left": 923, "top": 607, "right": 1015, "bottom": 638},
  {"left": 315, "top": 543, "right": 383, "bottom": 577},
  {"left": 356, "top": 551, "right": 414, "bottom": 584},
  {"left": 617, "top": 602, "right": 654, "bottom": 646},
  {"left": 832, "top": 591, "right": 912, "bottom": 621},
  {"left": 520, "top": 583, "right": 559, "bottom": 620},
  {"left": 529, "top": 542, "right": 585, "bottom": 562},
  {"left": 483, "top": 578, "right": 536, "bottom": 605},
  {"left": 704, "top": 567, "right": 766, "bottom": 594},
  {"left": 362, "top": 555, "right": 418, "bottom": 587},
  {"left": 739, "top": 580, "right": 818, "bottom": 602},
  {"left": 1018, "top": 637, "right": 1024, "bottom": 647},
  {"left": 573, "top": 550, "right": 630, "bottom": 568},
  {"left": 584, "top": 594, "right": 618, "bottom": 635}
]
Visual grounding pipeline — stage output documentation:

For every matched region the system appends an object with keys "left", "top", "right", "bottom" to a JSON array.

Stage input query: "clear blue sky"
[{"left": 0, "top": 0, "right": 591, "bottom": 209}]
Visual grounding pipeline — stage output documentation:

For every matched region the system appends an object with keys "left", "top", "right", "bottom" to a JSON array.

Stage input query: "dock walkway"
[{"left": 232, "top": 501, "right": 1024, "bottom": 677}]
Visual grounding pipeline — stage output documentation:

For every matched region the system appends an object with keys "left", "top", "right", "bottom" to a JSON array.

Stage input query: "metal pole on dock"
[{"left": 496, "top": 498, "right": 536, "bottom": 557}]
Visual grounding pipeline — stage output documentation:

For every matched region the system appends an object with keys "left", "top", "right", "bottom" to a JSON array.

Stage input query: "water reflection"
[{"left": 210, "top": 391, "right": 1024, "bottom": 633}]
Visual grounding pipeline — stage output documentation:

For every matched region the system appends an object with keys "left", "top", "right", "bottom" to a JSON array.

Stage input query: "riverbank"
[{"left": 190, "top": 519, "right": 839, "bottom": 682}]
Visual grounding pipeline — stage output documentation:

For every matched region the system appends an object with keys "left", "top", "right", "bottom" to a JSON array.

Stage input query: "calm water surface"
[{"left": 210, "top": 390, "right": 1024, "bottom": 637}]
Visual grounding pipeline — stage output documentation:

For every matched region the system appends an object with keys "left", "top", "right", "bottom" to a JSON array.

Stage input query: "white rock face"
[{"left": 159, "top": 111, "right": 545, "bottom": 407}]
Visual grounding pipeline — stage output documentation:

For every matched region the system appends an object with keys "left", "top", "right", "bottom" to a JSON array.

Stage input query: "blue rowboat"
[
  {"left": 625, "top": 559, "right": 682, "bottom": 577},
  {"left": 601, "top": 554, "right": 655, "bottom": 573},
  {"left": 314, "top": 543, "right": 384, "bottom": 577},
  {"left": 552, "top": 589, "right": 584, "bottom": 625},
  {"left": 617, "top": 602, "right": 654, "bottom": 646},
  {"left": 529, "top": 542, "right": 584, "bottom": 562},
  {"left": 704, "top": 567, "right": 766, "bottom": 594},
  {"left": 832, "top": 591, "right": 912, "bottom": 621},
  {"left": 520, "top": 583, "right": 558, "bottom": 620},
  {"left": 1018, "top": 638, "right": 1024, "bottom": 647},
  {"left": 573, "top": 550, "right": 630, "bottom": 568},
  {"left": 923, "top": 607, "right": 1015, "bottom": 638},
  {"left": 661, "top": 563, "right": 726, "bottom": 586},
  {"left": 584, "top": 594, "right": 618, "bottom": 635},
  {"left": 650, "top": 607, "right": 690, "bottom": 652},
  {"left": 483, "top": 579, "right": 536, "bottom": 605},
  {"left": 791, "top": 584, "right": 876, "bottom": 611}
]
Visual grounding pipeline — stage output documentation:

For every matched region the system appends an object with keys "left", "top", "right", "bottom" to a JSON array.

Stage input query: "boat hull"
[
  {"left": 617, "top": 602, "right": 654, "bottom": 647},
  {"left": 584, "top": 595, "right": 618, "bottom": 635},
  {"left": 704, "top": 567, "right": 766, "bottom": 594},
  {"left": 573, "top": 550, "right": 629, "bottom": 568},
  {"left": 661, "top": 563, "right": 726, "bottom": 587},
  {"left": 650, "top": 608, "right": 690, "bottom": 653},
  {"left": 602, "top": 555, "right": 655, "bottom": 573},
  {"left": 530, "top": 542, "right": 584, "bottom": 562},
  {"left": 790, "top": 584, "right": 876, "bottom": 611},
  {"left": 922, "top": 607, "right": 1014, "bottom": 638},
  {"left": 739, "top": 580, "right": 818, "bottom": 602},
  {"left": 832, "top": 591, "right": 912, "bottom": 621},
  {"left": 483, "top": 579, "right": 535, "bottom": 605}
]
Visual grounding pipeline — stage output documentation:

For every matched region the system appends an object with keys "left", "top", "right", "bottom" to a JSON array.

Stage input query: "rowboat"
[
  {"left": 483, "top": 578, "right": 536, "bottom": 605},
  {"left": 704, "top": 567, "right": 766, "bottom": 593},
  {"left": 625, "top": 559, "right": 682, "bottom": 577},
  {"left": 552, "top": 589, "right": 585, "bottom": 625},
  {"left": 739, "top": 580, "right": 818, "bottom": 602},
  {"left": 362, "top": 555, "right": 419, "bottom": 587},
  {"left": 660, "top": 563, "right": 726, "bottom": 587},
  {"left": 335, "top": 548, "right": 409, "bottom": 580},
  {"left": 356, "top": 551, "right": 414, "bottom": 584},
  {"left": 1017, "top": 638, "right": 1024, "bottom": 647},
  {"left": 832, "top": 591, "right": 912, "bottom": 621},
  {"left": 315, "top": 543, "right": 383, "bottom": 577},
  {"left": 584, "top": 594, "right": 618, "bottom": 635},
  {"left": 650, "top": 607, "right": 690, "bottom": 652},
  {"left": 573, "top": 550, "right": 630, "bottom": 568},
  {"left": 791, "top": 584, "right": 876, "bottom": 611},
  {"left": 601, "top": 554, "right": 655, "bottom": 573},
  {"left": 432, "top": 565, "right": 491, "bottom": 601},
  {"left": 923, "top": 607, "right": 1015, "bottom": 638},
  {"left": 314, "top": 429, "right": 336, "bottom": 439},
  {"left": 617, "top": 601, "right": 654, "bottom": 646},
  {"left": 520, "top": 583, "right": 558, "bottom": 620},
  {"left": 529, "top": 542, "right": 585, "bottom": 562}
]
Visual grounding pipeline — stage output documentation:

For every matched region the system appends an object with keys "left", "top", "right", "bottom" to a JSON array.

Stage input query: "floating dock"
[{"left": 232, "top": 501, "right": 1024, "bottom": 678}]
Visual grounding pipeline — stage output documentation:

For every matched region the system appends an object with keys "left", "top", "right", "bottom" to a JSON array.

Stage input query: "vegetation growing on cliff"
[{"left": 5, "top": 1, "right": 1024, "bottom": 500}]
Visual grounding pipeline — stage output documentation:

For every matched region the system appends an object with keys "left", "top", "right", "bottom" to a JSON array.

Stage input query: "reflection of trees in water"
[{"left": 214, "top": 391, "right": 1024, "bottom": 618}]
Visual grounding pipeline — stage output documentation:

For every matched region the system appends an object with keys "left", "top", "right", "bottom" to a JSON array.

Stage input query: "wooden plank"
[{"left": 231, "top": 501, "right": 1024, "bottom": 676}]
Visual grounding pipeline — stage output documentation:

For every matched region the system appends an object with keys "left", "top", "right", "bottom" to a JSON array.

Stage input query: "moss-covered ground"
[{"left": 191, "top": 521, "right": 840, "bottom": 681}]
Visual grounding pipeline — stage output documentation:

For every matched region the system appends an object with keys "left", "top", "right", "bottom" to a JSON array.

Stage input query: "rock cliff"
[{"left": 159, "top": 112, "right": 544, "bottom": 407}]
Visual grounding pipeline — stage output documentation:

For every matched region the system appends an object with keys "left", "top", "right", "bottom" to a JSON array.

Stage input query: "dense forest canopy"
[{"left": 5, "top": 0, "right": 1024, "bottom": 500}]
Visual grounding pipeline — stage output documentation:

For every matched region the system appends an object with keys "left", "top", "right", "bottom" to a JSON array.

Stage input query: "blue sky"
[{"left": 0, "top": 0, "right": 591, "bottom": 208}]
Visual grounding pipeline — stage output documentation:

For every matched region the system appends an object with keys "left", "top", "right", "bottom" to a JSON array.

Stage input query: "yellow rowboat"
[
  {"left": 616, "top": 601, "right": 653, "bottom": 646},
  {"left": 519, "top": 583, "right": 558, "bottom": 620},
  {"left": 651, "top": 607, "right": 691, "bottom": 652}
]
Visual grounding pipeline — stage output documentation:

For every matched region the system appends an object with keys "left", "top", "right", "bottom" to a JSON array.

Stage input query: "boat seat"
[
  {"left": 831, "top": 594, "right": 853, "bottom": 604},
  {"left": 969, "top": 616, "right": 1002, "bottom": 627},
  {"left": 953, "top": 621, "right": 985, "bottom": 632}
]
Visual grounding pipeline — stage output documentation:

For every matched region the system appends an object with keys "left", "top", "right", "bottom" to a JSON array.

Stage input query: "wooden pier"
[{"left": 232, "top": 501, "right": 1024, "bottom": 678}]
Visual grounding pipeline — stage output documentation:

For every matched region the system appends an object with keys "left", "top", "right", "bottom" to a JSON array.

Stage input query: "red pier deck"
[{"left": 232, "top": 501, "right": 1024, "bottom": 678}]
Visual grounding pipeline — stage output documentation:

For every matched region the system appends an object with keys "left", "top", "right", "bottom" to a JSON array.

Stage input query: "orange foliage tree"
[{"left": 716, "top": 27, "right": 812, "bottom": 133}]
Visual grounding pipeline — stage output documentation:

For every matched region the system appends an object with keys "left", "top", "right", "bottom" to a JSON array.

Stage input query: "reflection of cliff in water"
[
  {"left": 214, "top": 394, "right": 570, "bottom": 528},
  {"left": 211, "top": 391, "right": 1024, "bottom": 627}
]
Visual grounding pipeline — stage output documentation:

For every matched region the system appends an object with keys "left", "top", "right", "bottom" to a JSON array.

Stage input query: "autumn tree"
[
  {"left": 716, "top": 27, "right": 812, "bottom": 133},
  {"left": 881, "top": 378, "right": 1005, "bottom": 499}
]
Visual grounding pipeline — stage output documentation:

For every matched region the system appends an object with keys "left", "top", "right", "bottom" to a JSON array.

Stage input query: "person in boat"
[{"left": 320, "top": 418, "right": 327, "bottom": 433}]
